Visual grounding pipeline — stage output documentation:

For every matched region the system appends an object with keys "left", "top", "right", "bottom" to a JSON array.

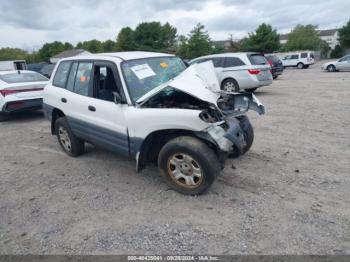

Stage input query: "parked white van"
[
  {"left": 0, "top": 60, "right": 27, "bottom": 71},
  {"left": 281, "top": 52, "right": 315, "bottom": 69}
]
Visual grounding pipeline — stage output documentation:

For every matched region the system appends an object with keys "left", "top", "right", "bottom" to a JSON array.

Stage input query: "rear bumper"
[{"left": 1, "top": 98, "right": 43, "bottom": 114}]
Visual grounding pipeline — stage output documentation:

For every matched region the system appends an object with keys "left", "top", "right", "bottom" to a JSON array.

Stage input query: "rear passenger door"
[
  {"left": 221, "top": 56, "right": 247, "bottom": 86},
  {"left": 63, "top": 61, "right": 95, "bottom": 141}
]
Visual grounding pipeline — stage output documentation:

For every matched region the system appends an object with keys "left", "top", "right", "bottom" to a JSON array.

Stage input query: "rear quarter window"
[
  {"left": 301, "top": 53, "right": 308, "bottom": 58},
  {"left": 224, "top": 57, "right": 245, "bottom": 67},
  {"left": 53, "top": 61, "right": 71, "bottom": 88},
  {"left": 247, "top": 54, "right": 268, "bottom": 65}
]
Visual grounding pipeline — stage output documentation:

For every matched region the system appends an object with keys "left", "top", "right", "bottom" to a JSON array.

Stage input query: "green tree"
[
  {"left": 175, "top": 35, "right": 189, "bottom": 58},
  {"left": 133, "top": 22, "right": 164, "bottom": 51},
  {"left": 161, "top": 22, "right": 177, "bottom": 52},
  {"left": 330, "top": 45, "right": 345, "bottom": 58},
  {"left": 102, "top": 40, "right": 117, "bottom": 52},
  {"left": 178, "top": 23, "right": 212, "bottom": 59},
  {"left": 0, "top": 48, "right": 28, "bottom": 61},
  {"left": 38, "top": 41, "right": 73, "bottom": 61},
  {"left": 76, "top": 39, "right": 103, "bottom": 53},
  {"left": 116, "top": 27, "right": 136, "bottom": 51},
  {"left": 243, "top": 23, "right": 280, "bottom": 53},
  {"left": 285, "top": 24, "right": 321, "bottom": 51},
  {"left": 319, "top": 40, "right": 331, "bottom": 59},
  {"left": 338, "top": 20, "right": 350, "bottom": 49}
]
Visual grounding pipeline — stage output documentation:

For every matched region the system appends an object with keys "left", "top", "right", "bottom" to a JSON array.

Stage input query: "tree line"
[{"left": 1, "top": 20, "right": 350, "bottom": 63}]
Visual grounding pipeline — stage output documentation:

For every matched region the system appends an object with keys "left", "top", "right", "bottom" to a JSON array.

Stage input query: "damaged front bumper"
[
  {"left": 206, "top": 93, "right": 265, "bottom": 155},
  {"left": 218, "top": 92, "right": 265, "bottom": 116}
]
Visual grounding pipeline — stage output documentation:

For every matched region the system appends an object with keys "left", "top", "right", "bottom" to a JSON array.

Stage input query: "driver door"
[{"left": 86, "top": 61, "right": 130, "bottom": 157}]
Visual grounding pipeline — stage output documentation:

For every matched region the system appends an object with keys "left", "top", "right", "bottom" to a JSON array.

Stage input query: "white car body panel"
[
  {"left": 0, "top": 71, "right": 48, "bottom": 113},
  {"left": 43, "top": 52, "right": 265, "bottom": 170}
]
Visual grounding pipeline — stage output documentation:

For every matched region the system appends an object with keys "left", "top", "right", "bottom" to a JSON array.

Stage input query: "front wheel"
[
  {"left": 229, "top": 115, "right": 254, "bottom": 158},
  {"left": 158, "top": 136, "right": 220, "bottom": 195},
  {"left": 327, "top": 65, "right": 336, "bottom": 72},
  {"left": 55, "top": 117, "right": 85, "bottom": 157}
]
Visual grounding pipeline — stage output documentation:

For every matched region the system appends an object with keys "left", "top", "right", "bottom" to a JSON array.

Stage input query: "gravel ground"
[{"left": 0, "top": 61, "right": 349, "bottom": 255}]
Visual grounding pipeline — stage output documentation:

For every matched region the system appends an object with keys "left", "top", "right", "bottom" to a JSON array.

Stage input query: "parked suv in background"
[
  {"left": 189, "top": 53, "right": 272, "bottom": 92},
  {"left": 43, "top": 51, "right": 265, "bottom": 195},
  {"left": 265, "top": 54, "right": 284, "bottom": 79},
  {"left": 321, "top": 55, "right": 350, "bottom": 72},
  {"left": 282, "top": 52, "right": 315, "bottom": 69}
]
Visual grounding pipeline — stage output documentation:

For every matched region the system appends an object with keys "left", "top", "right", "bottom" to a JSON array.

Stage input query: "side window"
[
  {"left": 93, "top": 64, "right": 119, "bottom": 102},
  {"left": 211, "top": 58, "right": 223, "bottom": 67},
  {"left": 73, "top": 62, "right": 93, "bottom": 96},
  {"left": 53, "top": 61, "right": 71, "bottom": 88},
  {"left": 339, "top": 56, "right": 350, "bottom": 62},
  {"left": 291, "top": 54, "right": 299, "bottom": 59},
  {"left": 224, "top": 57, "right": 245, "bottom": 68},
  {"left": 301, "top": 53, "right": 308, "bottom": 58},
  {"left": 66, "top": 62, "right": 78, "bottom": 92}
]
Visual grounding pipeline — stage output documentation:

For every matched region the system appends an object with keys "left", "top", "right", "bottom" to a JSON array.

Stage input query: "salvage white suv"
[{"left": 43, "top": 52, "right": 265, "bottom": 195}]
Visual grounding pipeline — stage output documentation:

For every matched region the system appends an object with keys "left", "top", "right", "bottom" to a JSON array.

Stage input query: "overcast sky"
[{"left": 1, "top": 0, "right": 349, "bottom": 50}]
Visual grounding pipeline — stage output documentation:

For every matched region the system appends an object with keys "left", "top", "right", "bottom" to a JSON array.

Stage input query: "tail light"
[
  {"left": 0, "top": 88, "right": 43, "bottom": 97},
  {"left": 248, "top": 69, "right": 261, "bottom": 75}
]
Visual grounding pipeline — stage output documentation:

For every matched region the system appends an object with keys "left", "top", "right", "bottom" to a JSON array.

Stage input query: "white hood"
[{"left": 136, "top": 61, "right": 221, "bottom": 105}]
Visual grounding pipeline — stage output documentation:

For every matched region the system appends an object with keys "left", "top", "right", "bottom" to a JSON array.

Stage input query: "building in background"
[
  {"left": 279, "top": 29, "right": 339, "bottom": 49},
  {"left": 50, "top": 49, "right": 90, "bottom": 64}
]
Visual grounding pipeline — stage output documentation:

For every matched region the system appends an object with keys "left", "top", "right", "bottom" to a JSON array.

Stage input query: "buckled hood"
[{"left": 136, "top": 61, "right": 221, "bottom": 105}]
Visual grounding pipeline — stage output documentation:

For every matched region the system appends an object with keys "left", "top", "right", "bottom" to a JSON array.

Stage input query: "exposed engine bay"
[{"left": 141, "top": 86, "right": 265, "bottom": 124}]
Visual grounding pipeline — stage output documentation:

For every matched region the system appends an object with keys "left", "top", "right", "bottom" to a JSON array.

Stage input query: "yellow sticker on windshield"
[{"left": 160, "top": 62, "right": 168, "bottom": 68}]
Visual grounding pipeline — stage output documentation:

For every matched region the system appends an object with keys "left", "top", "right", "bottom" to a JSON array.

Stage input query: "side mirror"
[{"left": 112, "top": 92, "right": 122, "bottom": 104}]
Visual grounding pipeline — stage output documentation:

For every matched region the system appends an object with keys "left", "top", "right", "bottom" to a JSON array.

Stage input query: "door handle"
[
  {"left": 88, "top": 105, "right": 96, "bottom": 112},
  {"left": 61, "top": 98, "right": 67, "bottom": 103}
]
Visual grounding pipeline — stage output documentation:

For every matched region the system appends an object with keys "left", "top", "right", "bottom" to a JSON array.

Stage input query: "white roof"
[{"left": 61, "top": 51, "right": 175, "bottom": 62}]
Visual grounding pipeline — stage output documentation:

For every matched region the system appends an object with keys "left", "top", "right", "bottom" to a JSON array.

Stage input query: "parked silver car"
[
  {"left": 321, "top": 55, "right": 350, "bottom": 72},
  {"left": 189, "top": 53, "right": 272, "bottom": 92}
]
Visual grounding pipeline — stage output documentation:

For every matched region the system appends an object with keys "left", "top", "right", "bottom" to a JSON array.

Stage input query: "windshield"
[
  {"left": 0, "top": 72, "right": 48, "bottom": 83},
  {"left": 121, "top": 56, "right": 186, "bottom": 101}
]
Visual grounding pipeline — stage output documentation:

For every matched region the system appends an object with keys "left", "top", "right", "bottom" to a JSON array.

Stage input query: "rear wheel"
[
  {"left": 273, "top": 75, "right": 278, "bottom": 79},
  {"left": 297, "top": 62, "right": 304, "bottom": 69},
  {"left": 229, "top": 116, "right": 254, "bottom": 158},
  {"left": 327, "top": 65, "right": 336, "bottom": 72},
  {"left": 158, "top": 136, "right": 220, "bottom": 195},
  {"left": 222, "top": 79, "right": 239, "bottom": 92},
  {"left": 55, "top": 117, "right": 84, "bottom": 157}
]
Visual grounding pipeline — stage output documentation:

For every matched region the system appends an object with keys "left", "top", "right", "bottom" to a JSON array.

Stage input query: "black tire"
[
  {"left": 229, "top": 116, "right": 254, "bottom": 158},
  {"left": 304, "top": 65, "right": 309, "bottom": 69},
  {"left": 221, "top": 78, "right": 239, "bottom": 92},
  {"left": 158, "top": 136, "right": 220, "bottom": 195},
  {"left": 273, "top": 75, "right": 278, "bottom": 80},
  {"left": 297, "top": 62, "right": 304, "bottom": 69},
  {"left": 55, "top": 117, "right": 84, "bottom": 157},
  {"left": 0, "top": 114, "right": 9, "bottom": 122},
  {"left": 327, "top": 64, "right": 336, "bottom": 72}
]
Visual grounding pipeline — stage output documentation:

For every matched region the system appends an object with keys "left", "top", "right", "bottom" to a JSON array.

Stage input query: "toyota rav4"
[{"left": 43, "top": 52, "right": 265, "bottom": 195}]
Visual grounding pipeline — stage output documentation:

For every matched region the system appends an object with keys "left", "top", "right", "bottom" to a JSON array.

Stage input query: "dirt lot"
[{"left": 0, "top": 61, "right": 349, "bottom": 255}]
